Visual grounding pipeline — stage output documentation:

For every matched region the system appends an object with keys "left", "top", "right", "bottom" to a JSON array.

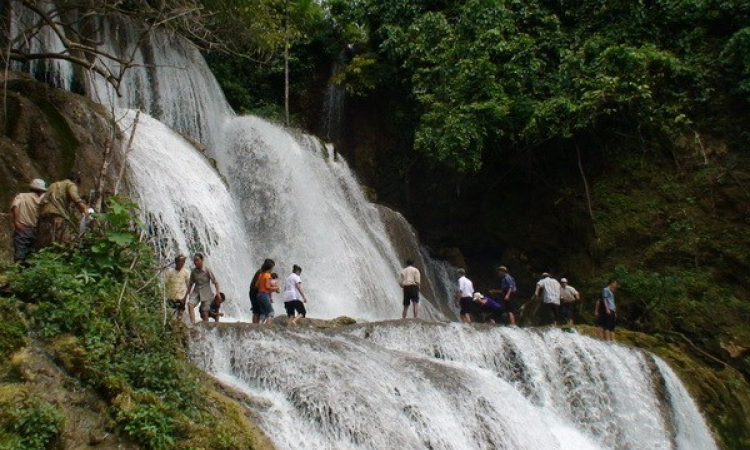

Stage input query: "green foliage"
[
  {"left": 0, "top": 385, "right": 65, "bottom": 450},
  {"left": 1, "top": 197, "right": 262, "bottom": 450},
  {"left": 331, "top": 0, "right": 750, "bottom": 172}
]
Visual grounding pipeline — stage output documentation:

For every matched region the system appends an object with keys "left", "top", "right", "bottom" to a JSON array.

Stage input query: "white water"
[
  {"left": 7, "top": 6, "right": 722, "bottom": 450},
  {"left": 190, "top": 322, "right": 719, "bottom": 450},
  {"left": 119, "top": 111, "right": 252, "bottom": 317}
]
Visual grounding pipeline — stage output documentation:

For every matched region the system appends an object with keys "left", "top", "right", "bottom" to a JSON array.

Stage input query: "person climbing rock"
[
  {"left": 209, "top": 292, "right": 226, "bottom": 322},
  {"left": 9, "top": 178, "right": 47, "bottom": 262},
  {"left": 37, "top": 172, "right": 88, "bottom": 248},
  {"left": 535, "top": 272, "right": 562, "bottom": 325},
  {"left": 454, "top": 268, "right": 475, "bottom": 323},
  {"left": 185, "top": 253, "right": 221, "bottom": 324},
  {"left": 398, "top": 258, "right": 421, "bottom": 319},
  {"left": 473, "top": 292, "right": 505, "bottom": 324},
  {"left": 284, "top": 264, "right": 309, "bottom": 326}
]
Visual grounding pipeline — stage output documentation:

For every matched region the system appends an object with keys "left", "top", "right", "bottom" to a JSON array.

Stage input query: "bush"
[{"left": 0, "top": 385, "right": 65, "bottom": 450}]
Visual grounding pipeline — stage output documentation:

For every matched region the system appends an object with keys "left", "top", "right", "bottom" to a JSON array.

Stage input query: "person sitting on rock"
[{"left": 10, "top": 178, "right": 47, "bottom": 263}]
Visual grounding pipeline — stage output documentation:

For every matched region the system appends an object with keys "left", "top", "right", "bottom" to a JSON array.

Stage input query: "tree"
[{"left": 1, "top": 0, "right": 282, "bottom": 95}]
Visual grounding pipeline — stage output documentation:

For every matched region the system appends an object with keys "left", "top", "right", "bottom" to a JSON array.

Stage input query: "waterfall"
[
  {"left": 212, "top": 117, "right": 445, "bottom": 321},
  {"left": 118, "top": 110, "right": 252, "bottom": 318},
  {"left": 190, "top": 322, "right": 719, "bottom": 450},
  {"left": 8, "top": 1, "right": 452, "bottom": 320}
]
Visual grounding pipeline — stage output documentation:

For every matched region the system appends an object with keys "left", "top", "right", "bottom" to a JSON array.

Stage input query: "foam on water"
[{"left": 190, "top": 322, "right": 719, "bottom": 450}]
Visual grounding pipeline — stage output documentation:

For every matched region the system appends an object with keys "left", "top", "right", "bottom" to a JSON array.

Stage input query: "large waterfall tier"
[
  {"left": 213, "top": 116, "right": 446, "bottom": 321},
  {"left": 119, "top": 110, "right": 252, "bottom": 318},
  {"left": 190, "top": 322, "right": 718, "bottom": 450},
  {"left": 11, "top": 2, "right": 453, "bottom": 321}
]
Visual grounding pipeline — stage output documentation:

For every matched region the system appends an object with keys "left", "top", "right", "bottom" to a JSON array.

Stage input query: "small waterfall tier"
[{"left": 190, "top": 322, "right": 718, "bottom": 450}]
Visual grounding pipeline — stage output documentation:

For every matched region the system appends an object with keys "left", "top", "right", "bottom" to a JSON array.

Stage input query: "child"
[
  {"left": 269, "top": 273, "right": 280, "bottom": 303},
  {"left": 209, "top": 292, "right": 226, "bottom": 322}
]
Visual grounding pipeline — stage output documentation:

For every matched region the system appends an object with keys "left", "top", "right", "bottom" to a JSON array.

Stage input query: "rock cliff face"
[{"left": 0, "top": 73, "right": 122, "bottom": 261}]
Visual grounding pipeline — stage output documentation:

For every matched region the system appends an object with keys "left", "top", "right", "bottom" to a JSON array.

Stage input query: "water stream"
[{"left": 6, "top": 4, "right": 722, "bottom": 449}]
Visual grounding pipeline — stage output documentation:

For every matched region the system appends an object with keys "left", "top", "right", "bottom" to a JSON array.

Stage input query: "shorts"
[
  {"left": 402, "top": 285, "right": 420, "bottom": 307},
  {"left": 485, "top": 309, "right": 505, "bottom": 323},
  {"left": 284, "top": 300, "right": 306, "bottom": 317},
  {"left": 502, "top": 297, "right": 518, "bottom": 315},
  {"left": 257, "top": 292, "right": 274, "bottom": 319},
  {"left": 189, "top": 294, "right": 211, "bottom": 312},
  {"left": 459, "top": 297, "right": 474, "bottom": 315},
  {"left": 560, "top": 302, "right": 575, "bottom": 322},
  {"left": 13, "top": 226, "right": 36, "bottom": 262},
  {"left": 249, "top": 289, "right": 260, "bottom": 314},
  {"left": 600, "top": 312, "right": 616, "bottom": 331},
  {"left": 209, "top": 305, "right": 220, "bottom": 316}
]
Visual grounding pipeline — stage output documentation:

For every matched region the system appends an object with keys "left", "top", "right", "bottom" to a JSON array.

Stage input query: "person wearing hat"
[
  {"left": 534, "top": 272, "right": 562, "bottom": 325},
  {"left": 472, "top": 292, "right": 505, "bottom": 324},
  {"left": 559, "top": 278, "right": 580, "bottom": 325},
  {"left": 10, "top": 179, "right": 47, "bottom": 262},
  {"left": 165, "top": 253, "right": 191, "bottom": 317},
  {"left": 489, "top": 265, "right": 518, "bottom": 325},
  {"left": 37, "top": 172, "right": 88, "bottom": 249}
]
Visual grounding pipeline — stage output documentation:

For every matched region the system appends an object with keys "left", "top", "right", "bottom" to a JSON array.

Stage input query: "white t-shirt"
[
  {"left": 560, "top": 285, "right": 579, "bottom": 303},
  {"left": 457, "top": 276, "right": 474, "bottom": 298},
  {"left": 537, "top": 277, "right": 562, "bottom": 304},
  {"left": 284, "top": 273, "right": 302, "bottom": 301}
]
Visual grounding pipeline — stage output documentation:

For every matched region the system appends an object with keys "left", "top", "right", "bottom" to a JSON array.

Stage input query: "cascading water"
[
  {"left": 119, "top": 110, "right": 252, "bottom": 318},
  {"left": 6, "top": 5, "right": 722, "bottom": 449},
  {"left": 190, "top": 322, "right": 719, "bottom": 450},
  {"left": 213, "top": 117, "right": 444, "bottom": 321},
  {"left": 8, "top": 0, "right": 451, "bottom": 320}
]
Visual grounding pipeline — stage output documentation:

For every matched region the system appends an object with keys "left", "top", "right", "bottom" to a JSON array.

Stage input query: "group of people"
[
  {"left": 402, "top": 262, "right": 617, "bottom": 341},
  {"left": 164, "top": 255, "right": 309, "bottom": 325},
  {"left": 9, "top": 173, "right": 90, "bottom": 262}
]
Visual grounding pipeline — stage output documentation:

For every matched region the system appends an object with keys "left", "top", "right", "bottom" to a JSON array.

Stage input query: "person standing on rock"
[
  {"left": 398, "top": 259, "right": 421, "bottom": 319},
  {"left": 255, "top": 259, "right": 279, "bottom": 324},
  {"left": 9, "top": 179, "right": 47, "bottom": 263},
  {"left": 284, "top": 264, "right": 309, "bottom": 326},
  {"left": 185, "top": 253, "right": 221, "bottom": 324},
  {"left": 559, "top": 278, "right": 580, "bottom": 325},
  {"left": 37, "top": 172, "right": 88, "bottom": 248},
  {"left": 534, "top": 272, "right": 562, "bottom": 325},
  {"left": 601, "top": 279, "right": 618, "bottom": 341},
  {"left": 165, "top": 254, "right": 190, "bottom": 318},
  {"left": 489, "top": 265, "right": 518, "bottom": 325},
  {"left": 249, "top": 259, "right": 273, "bottom": 324},
  {"left": 454, "top": 268, "right": 475, "bottom": 323}
]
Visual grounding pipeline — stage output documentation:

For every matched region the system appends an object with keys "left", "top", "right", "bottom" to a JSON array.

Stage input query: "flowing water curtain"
[
  {"left": 119, "top": 110, "right": 254, "bottom": 319},
  {"left": 190, "top": 323, "right": 719, "bottom": 450}
]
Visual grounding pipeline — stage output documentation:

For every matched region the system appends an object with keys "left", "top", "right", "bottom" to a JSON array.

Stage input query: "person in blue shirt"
[
  {"left": 599, "top": 279, "right": 618, "bottom": 341},
  {"left": 489, "top": 266, "right": 518, "bottom": 325},
  {"left": 473, "top": 292, "right": 505, "bottom": 324}
]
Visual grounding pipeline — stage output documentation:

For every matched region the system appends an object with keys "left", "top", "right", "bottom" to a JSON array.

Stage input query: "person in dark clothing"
[{"left": 473, "top": 292, "right": 506, "bottom": 324}]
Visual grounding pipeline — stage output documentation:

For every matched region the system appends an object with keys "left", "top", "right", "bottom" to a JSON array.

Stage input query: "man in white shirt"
[
  {"left": 165, "top": 254, "right": 190, "bottom": 318},
  {"left": 398, "top": 259, "right": 421, "bottom": 319},
  {"left": 535, "top": 272, "right": 562, "bottom": 325},
  {"left": 284, "top": 264, "right": 309, "bottom": 326},
  {"left": 454, "top": 268, "right": 475, "bottom": 323},
  {"left": 559, "top": 278, "right": 580, "bottom": 325}
]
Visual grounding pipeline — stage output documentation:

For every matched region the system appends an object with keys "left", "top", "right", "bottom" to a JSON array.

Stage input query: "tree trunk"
[{"left": 284, "top": 0, "right": 290, "bottom": 127}]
